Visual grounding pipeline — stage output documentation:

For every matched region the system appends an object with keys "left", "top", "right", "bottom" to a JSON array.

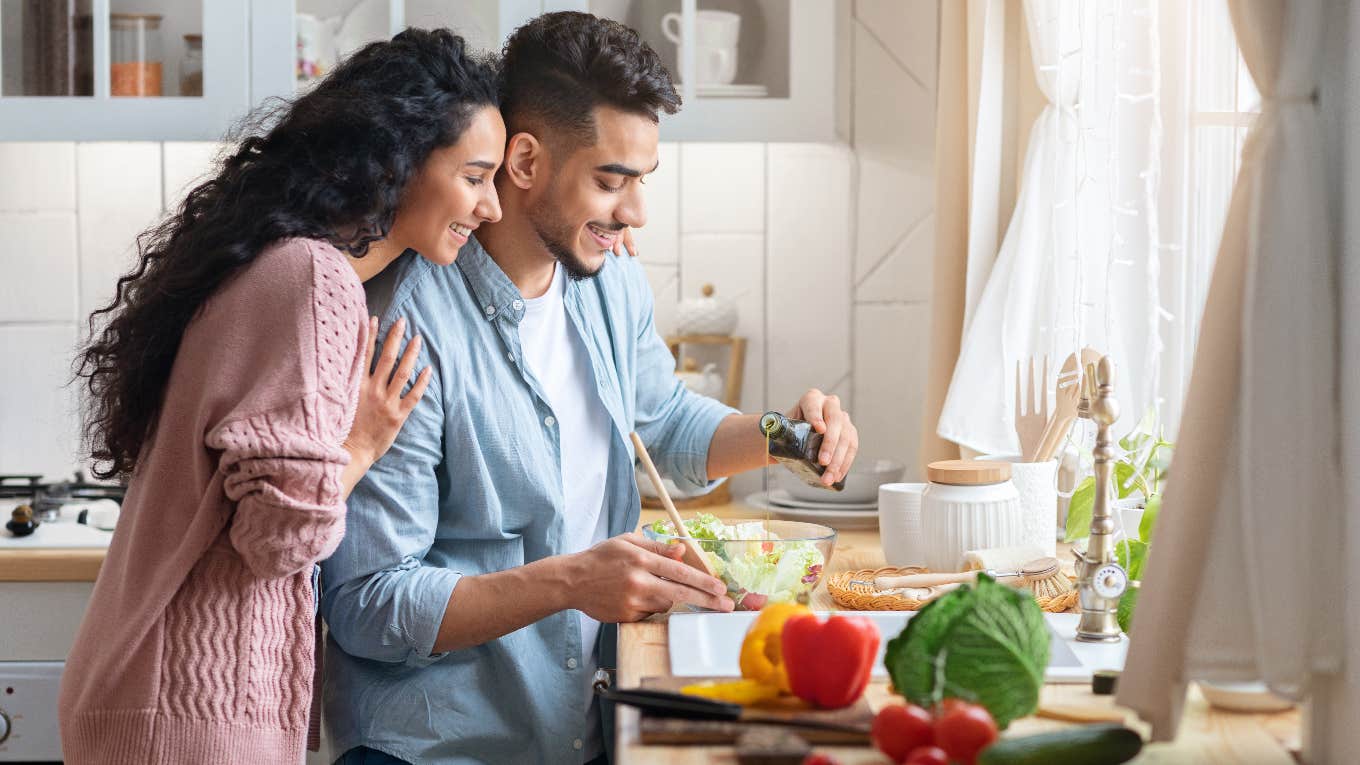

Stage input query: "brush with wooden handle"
[
  {"left": 874, "top": 557, "right": 1062, "bottom": 592},
  {"left": 630, "top": 432, "right": 718, "bottom": 578}
]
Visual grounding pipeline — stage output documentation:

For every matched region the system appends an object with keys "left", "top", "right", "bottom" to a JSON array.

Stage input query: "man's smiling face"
[{"left": 527, "top": 105, "right": 658, "bottom": 280}]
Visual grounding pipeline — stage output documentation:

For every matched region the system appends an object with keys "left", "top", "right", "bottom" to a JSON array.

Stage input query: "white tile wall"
[
  {"left": 631, "top": 142, "right": 679, "bottom": 264},
  {"left": 0, "top": 0, "right": 941, "bottom": 485},
  {"left": 680, "top": 144, "right": 765, "bottom": 234},
  {"left": 0, "top": 324, "right": 82, "bottom": 478},
  {"left": 766, "top": 143, "right": 854, "bottom": 411},
  {"left": 76, "top": 144, "right": 164, "bottom": 332},
  {"left": 162, "top": 142, "right": 225, "bottom": 211},
  {"left": 0, "top": 143, "right": 76, "bottom": 212},
  {"left": 0, "top": 212, "right": 78, "bottom": 322},
  {"left": 853, "top": 303, "right": 933, "bottom": 479},
  {"left": 679, "top": 233, "right": 766, "bottom": 412}
]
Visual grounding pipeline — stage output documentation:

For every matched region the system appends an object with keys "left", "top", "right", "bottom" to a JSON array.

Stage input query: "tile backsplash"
[{"left": 0, "top": 1, "right": 937, "bottom": 491}]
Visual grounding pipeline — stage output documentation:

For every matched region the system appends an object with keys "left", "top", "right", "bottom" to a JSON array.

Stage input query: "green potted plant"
[{"left": 1062, "top": 410, "right": 1173, "bottom": 632}]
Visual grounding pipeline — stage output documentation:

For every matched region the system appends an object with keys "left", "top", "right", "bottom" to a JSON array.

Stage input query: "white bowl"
[
  {"left": 1198, "top": 681, "right": 1297, "bottom": 713},
  {"left": 780, "top": 458, "right": 905, "bottom": 504}
]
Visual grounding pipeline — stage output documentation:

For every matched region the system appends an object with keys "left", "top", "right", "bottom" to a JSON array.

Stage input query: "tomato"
[
  {"left": 740, "top": 592, "right": 769, "bottom": 611},
  {"left": 933, "top": 700, "right": 998, "bottom": 765},
  {"left": 902, "top": 746, "right": 949, "bottom": 765},
  {"left": 871, "top": 704, "right": 935, "bottom": 763},
  {"left": 802, "top": 753, "right": 841, "bottom": 765}
]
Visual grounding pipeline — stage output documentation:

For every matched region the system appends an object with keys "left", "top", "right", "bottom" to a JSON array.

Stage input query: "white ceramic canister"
[{"left": 920, "top": 460, "right": 1024, "bottom": 572}]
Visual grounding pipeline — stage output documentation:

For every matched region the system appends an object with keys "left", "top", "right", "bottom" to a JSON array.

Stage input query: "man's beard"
[{"left": 529, "top": 193, "right": 609, "bottom": 282}]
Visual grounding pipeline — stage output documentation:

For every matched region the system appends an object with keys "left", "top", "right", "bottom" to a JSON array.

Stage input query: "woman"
[{"left": 59, "top": 29, "right": 503, "bottom": 763}]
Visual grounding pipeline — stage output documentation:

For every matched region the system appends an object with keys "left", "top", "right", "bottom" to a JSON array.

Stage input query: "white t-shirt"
[{"left": 517, "top": 263, "right": 613, "bottom": 760}]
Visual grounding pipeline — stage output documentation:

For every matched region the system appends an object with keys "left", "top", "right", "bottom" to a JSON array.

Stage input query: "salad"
[{"left": 645, "top": 514, "right": 827, "bottom": 610}]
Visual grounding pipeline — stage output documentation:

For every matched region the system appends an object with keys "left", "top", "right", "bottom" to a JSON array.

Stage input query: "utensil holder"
[{"left": 980, "top": 455, "right": 1057, "bottom": 557}]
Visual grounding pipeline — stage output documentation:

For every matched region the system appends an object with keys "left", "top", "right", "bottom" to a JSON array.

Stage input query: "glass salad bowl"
[{"left": 643, "top": 514, "right": 837, "bottom": 611}]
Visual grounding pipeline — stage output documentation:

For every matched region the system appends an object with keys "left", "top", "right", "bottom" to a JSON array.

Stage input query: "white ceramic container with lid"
[{"left": 920, "top": 460, "right": 1024, "bottom": 572}]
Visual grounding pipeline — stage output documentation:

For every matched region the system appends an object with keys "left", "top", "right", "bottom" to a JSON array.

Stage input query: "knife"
[{"left": 593, "top": 677, "right": 871, "bottom": 738}]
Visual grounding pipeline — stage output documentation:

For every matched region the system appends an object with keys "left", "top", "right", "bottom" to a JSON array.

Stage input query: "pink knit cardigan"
[{"left": 59, "top": 238, "right": 369, "bottom": 763}]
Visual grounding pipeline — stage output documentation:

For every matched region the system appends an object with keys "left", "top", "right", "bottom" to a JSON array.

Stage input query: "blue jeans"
[{"left": 335, "top": 746, "right": 411, "bottom": 765}]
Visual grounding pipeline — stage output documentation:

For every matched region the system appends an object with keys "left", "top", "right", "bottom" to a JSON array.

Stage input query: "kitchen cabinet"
[
  {"left": 0, "top": 0, "right": 251, "bottom": 141},
  {"left": 1, "top": 0, "right": 846, "bottom": 142}
]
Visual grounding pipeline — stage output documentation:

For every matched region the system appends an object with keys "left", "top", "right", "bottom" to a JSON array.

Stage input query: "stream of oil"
[{"left": 763, "top": 432, "right": 771, "bottom": 534}]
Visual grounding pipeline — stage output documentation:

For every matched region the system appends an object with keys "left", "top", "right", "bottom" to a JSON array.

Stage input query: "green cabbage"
[{"left": 883, "top": 575, "right": 1050, "bottom": 729}]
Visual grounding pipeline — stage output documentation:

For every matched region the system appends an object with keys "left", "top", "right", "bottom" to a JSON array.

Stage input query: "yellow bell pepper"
[
  {"left": 738, "top": 602, "right": 811, "bottom": 693},
  {"left": 678, "top": 678, "right": 782, "bottom": 706}
]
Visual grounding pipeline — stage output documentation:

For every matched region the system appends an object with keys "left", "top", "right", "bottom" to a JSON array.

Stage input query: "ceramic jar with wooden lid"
[{"left": 920, "top": 460, "right": 1023, "bottom": 572}]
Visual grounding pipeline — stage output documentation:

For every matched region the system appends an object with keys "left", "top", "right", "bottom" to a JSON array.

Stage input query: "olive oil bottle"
[{"left": 759, "top": 411, "right": 845, "bottom": 491}]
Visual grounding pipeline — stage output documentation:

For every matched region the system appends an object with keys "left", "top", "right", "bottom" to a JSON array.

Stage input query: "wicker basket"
[{"left": 826, "top": 566, "right": 1081, "bottom": 613}]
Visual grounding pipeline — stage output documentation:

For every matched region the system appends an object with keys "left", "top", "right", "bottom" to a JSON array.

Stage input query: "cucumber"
[{"left": 977, "top": 724, "right": 1143, "bottom": 765}]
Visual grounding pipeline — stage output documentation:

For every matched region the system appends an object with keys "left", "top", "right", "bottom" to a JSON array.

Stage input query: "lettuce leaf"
[{"left": 883, "top": 575, "right": 1050, "bottom": 729}]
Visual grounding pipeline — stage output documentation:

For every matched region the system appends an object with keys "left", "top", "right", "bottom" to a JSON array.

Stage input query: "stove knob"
[
  {"left": 5, "top": 505, "right": 38, "bottom": 537},
  {"left": 0, "top": 707, "right": 11, "bottom": 744}
]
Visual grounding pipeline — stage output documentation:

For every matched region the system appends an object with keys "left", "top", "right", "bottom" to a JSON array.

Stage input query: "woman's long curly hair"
[{"left": 77, "top": 28, "right": 499, "bottom": 480}]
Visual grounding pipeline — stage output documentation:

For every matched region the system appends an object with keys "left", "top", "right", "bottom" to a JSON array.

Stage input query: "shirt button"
[
  {"left": 512, "top": 299, "right": 524, "bottom": 310},
  {"left": 573, "top": 739, "right": 583, "bottom": 751},
  {"left": 506, "top": 352, "right": 514, "bottom": 362},
  {"left": 566, "top": 657, "right": 578, "bottom": 669},
  {"left": 544, "top": 415, "right": 556, "bottom": 427},
  {"left": 483, "top": 305, "right": 495, "bottom": 316}
]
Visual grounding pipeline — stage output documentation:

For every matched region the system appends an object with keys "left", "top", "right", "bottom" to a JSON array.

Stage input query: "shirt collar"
[
  {"left": 455, "top": 234, "right": 530, "bottom": 323},
  {"left": 456, "top": 235, "right": 585, "bottom": 324}
]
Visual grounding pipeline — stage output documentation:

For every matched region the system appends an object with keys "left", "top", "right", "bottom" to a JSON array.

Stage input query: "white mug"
[
  {"left": 695, "top": 43, "right": 737, "bottom": 85},
  {"left": 662, "top": 10, "right": 742, "bottom": 84},
  {"left": 878, "top": 483, "right": 927, "bottom": 567}
]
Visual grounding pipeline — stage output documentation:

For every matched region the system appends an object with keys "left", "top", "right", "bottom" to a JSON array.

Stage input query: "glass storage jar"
[
  {"left": 110, "top": 13, "right": 163, "bottom": 96},
  {"left": 179, "top": 33, "right": 202, "bottom": 96}
]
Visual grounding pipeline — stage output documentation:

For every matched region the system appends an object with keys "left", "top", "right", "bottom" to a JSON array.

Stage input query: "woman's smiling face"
[{"left": 391, "top": 106, "right": 507, "bottom": 265}]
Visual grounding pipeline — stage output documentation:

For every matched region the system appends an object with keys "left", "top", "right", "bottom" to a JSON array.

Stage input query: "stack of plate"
[{"left": 743, "top": 459, "right": 905, "bottom": 530}]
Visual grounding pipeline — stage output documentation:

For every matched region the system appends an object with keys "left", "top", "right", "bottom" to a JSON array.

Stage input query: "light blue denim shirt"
[{"left": 319, "top": 237, "right": 736, "bottom": 764}]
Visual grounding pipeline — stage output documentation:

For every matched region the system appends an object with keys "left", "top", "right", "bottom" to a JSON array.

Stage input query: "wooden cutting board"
[{"left": 637, "top": 676, "right": 874, "bottom": 746}]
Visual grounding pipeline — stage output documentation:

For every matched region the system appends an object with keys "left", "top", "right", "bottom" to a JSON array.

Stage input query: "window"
[{"left": 1158, "top": 0, "right": 1258, "bottom": 435}]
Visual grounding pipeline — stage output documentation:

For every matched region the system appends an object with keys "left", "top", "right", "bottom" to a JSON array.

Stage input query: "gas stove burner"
[
  {"left": 0, "top": 475, "right": 44, "bottom": 499},
  {"left": 0, "top": 472, "right": 126, "bottom": 524}
]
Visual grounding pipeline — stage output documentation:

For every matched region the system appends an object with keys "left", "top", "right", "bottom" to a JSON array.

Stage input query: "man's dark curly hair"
[
  {"left": 76, "top": 28, "right": 499, "bottom": 480},
  {"left": 500, "top": 11, "right": 681, "bottom": 149}
]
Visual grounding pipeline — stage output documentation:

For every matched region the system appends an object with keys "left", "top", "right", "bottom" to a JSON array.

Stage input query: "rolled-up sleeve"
[
  {"left": 320, "top": 319, "right": 455, "bottom": 667},
  {"left": 323, "top": 558, "right": 459, "bottom": 666},
  {"left": 628, "top": 265, "right": 738, "bottom": 492}
]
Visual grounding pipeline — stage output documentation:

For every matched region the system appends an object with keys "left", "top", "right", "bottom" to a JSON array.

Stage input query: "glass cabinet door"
[
  {"left": 583, "top": 0, "right": 840, "bottom": 142},
  {"left": 589, "top": 0, "right": 789, "bottom": 102},
  {"left": 1, "top": 0, "right": 95, "bottom": 97},
  {"left": 0, "top": 0, "right": 250, "bottom": 140}
]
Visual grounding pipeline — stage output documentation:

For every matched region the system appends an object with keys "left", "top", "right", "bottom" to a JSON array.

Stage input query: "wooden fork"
[
  {"left": 1015, "top": 355, "right": 1049, "bottom": 462},
  {"left": 1035, "top": 353, "right": 1082, "bottom": 462}
]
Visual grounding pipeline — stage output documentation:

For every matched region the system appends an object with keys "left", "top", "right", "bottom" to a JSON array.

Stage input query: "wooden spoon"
[
  {"left": 629, "top": 432, "right": 718, "bottom": 577},
  {"left": 1035, "top": 353, "right": 1082, "bottom": 462}
]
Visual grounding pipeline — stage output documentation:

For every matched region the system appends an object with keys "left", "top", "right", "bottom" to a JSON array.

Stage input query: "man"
[{"left": 321, "top": 12, "right": 859, "bottom": 764}]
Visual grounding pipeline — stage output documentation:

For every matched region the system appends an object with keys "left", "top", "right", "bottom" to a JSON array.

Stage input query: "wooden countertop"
[
  {"left": 1, "top": 499, "right": 1304, "bottom": 762},
  {"left": 618, "top": 502, "right": 1300, "bottom": 764},
  {"left": 0, "top": 547, "right": 104, "bottom": 581}
]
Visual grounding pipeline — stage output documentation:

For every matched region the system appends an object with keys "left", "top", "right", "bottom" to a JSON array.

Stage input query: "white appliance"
[
  {"left": 1, "top": 474, "right": 119, "bottom": 762},
  {"left": 0, "top": 663, "right": 64, "bottom": 762}
]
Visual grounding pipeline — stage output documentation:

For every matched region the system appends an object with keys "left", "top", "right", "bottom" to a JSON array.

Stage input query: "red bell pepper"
[{"left": 780, "top": 613, "right": 880, "bottom": 709}]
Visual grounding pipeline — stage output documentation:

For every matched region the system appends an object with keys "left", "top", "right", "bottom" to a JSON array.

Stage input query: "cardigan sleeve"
[{"left": 207, "top": 242, "right": 369, "bottom": 579}]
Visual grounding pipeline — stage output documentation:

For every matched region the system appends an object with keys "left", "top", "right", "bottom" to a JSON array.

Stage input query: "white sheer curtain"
[
  {"left": 1117, "top": 0, "right": 1342, "bottom": 740},
  {"left": 938, "top": 0, "right": 1162, "bottom": 456}
]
